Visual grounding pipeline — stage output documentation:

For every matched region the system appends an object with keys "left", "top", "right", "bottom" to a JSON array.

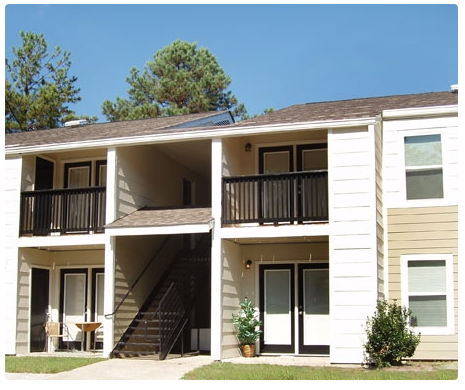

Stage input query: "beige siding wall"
[
  {"left": 15, "top": 248, "right": 104, "bottom": 354},
  {"left": 220, "top": 239, "right": 243, "bottom": 358},
  {"left": 222, "top": 129, "right": 328, "bottom": 177},
  {"left": 387, "top": 206, "right": 458, "bottom": 360},
  {"left": 116, "top": 145, "right": 209, "bottom": 219},
  {"left": 112, "top": 235, "right": 182, "bottom": 344},
  {"left": 221, "top": 240, "right": 329, "bottom": 358}
]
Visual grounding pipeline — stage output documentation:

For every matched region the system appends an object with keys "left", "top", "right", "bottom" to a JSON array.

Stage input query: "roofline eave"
[{"left": 5, "top": 117, "right": 376, "bottom": 156}]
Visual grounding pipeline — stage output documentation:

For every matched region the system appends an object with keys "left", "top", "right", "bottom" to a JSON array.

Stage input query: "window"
[
  {"left": 404, "top": 134, "right": 443, "bottom": 200},
  {"left": 401, "top": 254, "right": 454, "bottom": 335}
]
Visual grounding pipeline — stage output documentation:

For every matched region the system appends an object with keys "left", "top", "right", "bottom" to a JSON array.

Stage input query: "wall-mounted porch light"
[
  {"left": 245, "top": 142, "right": 252, "bottom": 152},
  {"left": 245, "top": 259, "right": 252, "bottom": 269}
]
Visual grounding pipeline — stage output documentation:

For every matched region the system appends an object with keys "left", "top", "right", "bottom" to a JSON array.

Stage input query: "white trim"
[
  {"left": 5, "top": 117, "right": 375, "bottom": 156},
  {"left": 210, "top": 137, "right": 223, "bottom": 360},
  {"left": 396, "top": 128, "right": 451, "bottom": 208},
  {"left": 103, "top": 235, "right": 115, "bottom": 358},
  {"left": 17, "top": 234, "right": 107, "bottom": 248},
  {"left": 105, "top": 221, "right": 214, "bottom": 237},
  {"left": 400, "top": 253, "right": 454, "bottom": 335},
  {"left": 382, "top": 104, "right": 457, "bottom": 120},
  {"left": 220, "top": 223, "right": 329, "bottom": 240}
]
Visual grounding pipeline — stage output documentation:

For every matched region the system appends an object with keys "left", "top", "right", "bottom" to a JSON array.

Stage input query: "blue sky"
[{"left": 3, "top": 2, "right": 459, "bottom": 123}]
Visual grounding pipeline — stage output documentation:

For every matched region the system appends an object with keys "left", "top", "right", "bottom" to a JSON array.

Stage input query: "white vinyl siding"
[
  {"left": 328, "top": 126, "right": 379, "bottom": 364},
  {"left": 4, "top": 157, "right": 22, "bottom": 354},
  {"left": 383, "top": 115, "right": 458, "bottom": 208},
  {"left": 401, "top": 254, "right": 454, "bottom": 335}
]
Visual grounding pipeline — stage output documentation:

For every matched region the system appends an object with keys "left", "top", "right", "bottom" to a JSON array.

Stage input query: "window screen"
[
  {"left": 408, "top": 260, "right": 447, "bottom": 327},
  {"left": 404, "top": 134, "right": 443, "bottom": 200}
]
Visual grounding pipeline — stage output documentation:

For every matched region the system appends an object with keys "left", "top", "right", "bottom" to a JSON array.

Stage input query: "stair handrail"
[{"left": 105, "top": 235, "right": 173, "bottom": 319}]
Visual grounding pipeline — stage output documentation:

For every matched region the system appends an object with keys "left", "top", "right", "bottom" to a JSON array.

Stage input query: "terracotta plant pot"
[{"left": 242, "top": 344, "right": 255, "bottom": 357}]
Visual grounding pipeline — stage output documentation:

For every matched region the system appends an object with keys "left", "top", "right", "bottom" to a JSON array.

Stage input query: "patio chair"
[
  {"left": 93, "top": 324, "right": 104, "bottom": 352},
  {"left": 44, "top": 321, "right": 71, "bottom": 352}
]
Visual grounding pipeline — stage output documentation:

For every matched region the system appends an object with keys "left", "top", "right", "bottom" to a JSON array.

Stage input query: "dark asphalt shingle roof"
[
  {"left": 5, "top": 111, "right": 229, "bottom": 148},
  {"left": 230, "top": 91, "right": 458, "bottom": 127},
  {"left": 105, "top": 206, "right": 213, "bottom": 229},
  {"left": 5, "top": 91, "right": 458, "bottom": 149}
]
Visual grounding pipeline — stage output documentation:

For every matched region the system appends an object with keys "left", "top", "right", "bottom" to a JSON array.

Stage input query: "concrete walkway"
[{"left": 4, "top": 355, "right": 333, "bottom": 381}]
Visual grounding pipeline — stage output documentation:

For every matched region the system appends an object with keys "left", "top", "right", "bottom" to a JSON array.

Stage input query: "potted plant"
[{"left": 232, "top": 297, "right": 263, "bottom": 357}]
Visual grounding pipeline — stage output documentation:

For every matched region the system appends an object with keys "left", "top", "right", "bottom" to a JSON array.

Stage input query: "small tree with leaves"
[
  {"left": 364, "top": 299, "right": 421, "bottom": 368},
  {"left": 5, "top": 31, "right": 96, "bottom": 133}
]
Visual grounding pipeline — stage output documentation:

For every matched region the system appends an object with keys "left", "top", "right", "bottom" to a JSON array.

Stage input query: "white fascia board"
[
  {"left": 382, "top": 104, "right": 458, "bottom": 120},
  {"left": 106, "top": 221, "right": 214, "bottom": 237},
  {"left": 17, "top": 233, "right": 107, "bottom": 248},
  {"left": 220, "top": 223, "right": 329, "bottom": 240},
  {"left": 5, "top": 117, "right": 375, "bottom": 156}
]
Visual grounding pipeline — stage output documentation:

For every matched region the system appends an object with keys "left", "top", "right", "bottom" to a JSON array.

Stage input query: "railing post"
[
  {"left": 222, "top": 171, "right": 328, "bottom": 225},
  {"left": 19, "top": 187, "right": 106, "bottom": 236}
]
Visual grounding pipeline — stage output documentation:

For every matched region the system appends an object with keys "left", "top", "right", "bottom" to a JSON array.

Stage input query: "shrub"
[
  {"left": 232, "top": 297, "right": 262, "bottom": 345},
  {"left": 363, "top": 299, "right": 421, "bottom": 368}
]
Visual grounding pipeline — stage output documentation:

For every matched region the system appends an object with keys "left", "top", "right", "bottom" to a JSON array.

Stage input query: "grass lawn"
[
  {"left": 5, "top": 356, "right": 457, "bottom": 380},
  {"left": 5, "top": 356, "right": 107, "bottom": 374},
  {"left": 182, "top": 362, "right": 458, "bottom": 380}
]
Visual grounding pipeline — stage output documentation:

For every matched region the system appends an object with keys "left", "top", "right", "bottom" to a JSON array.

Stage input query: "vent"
[{"left": 64, "top": 119, "right": 87, "bottom": 127}]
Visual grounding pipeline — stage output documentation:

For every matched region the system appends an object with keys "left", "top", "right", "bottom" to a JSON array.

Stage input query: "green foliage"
[
  {"left": 182, "top": 362, "right": 457, "bottom": 380},
  {"left": 364, "top": 299, "right": 421, "bottom": 368},
  {"left": 5, "top": 356, "right": 106, "bottom": 374},
  {"left": 5, "top": 31, "right": 93, "bottom": 132},
  {"left": 232, "top": 297, "right": 263, "bottom": 345},
  {"left": 102, "top": 40, "right": 248, "bottom": 122}
]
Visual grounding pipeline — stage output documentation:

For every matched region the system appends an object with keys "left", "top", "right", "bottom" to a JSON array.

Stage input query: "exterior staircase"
[{"left": 111, "top": 234, "right": 210, "bottom": 360}]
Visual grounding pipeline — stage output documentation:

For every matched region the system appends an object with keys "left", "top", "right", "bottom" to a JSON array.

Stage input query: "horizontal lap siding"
[
  {"left": 329, "top": 127, "right": 379, "bottom": 364},
  {"left": 387, "top": 206, "right": 458, "bottom": 360},
  {"left": 4, "top": 157, "right": 22, "bottom": 354}
]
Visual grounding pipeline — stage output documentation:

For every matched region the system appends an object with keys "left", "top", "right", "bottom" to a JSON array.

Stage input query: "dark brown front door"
[
  {"left": 30, "top": 267, "right": 49, "bottom": 352},
  {"left": 33, "top": 157, "right": 54, "bottom": 235}
]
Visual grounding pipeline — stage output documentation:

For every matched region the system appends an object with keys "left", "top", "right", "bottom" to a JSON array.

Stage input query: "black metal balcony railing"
[
  {"left": 20, "top": 187, "right": 106, "bottom": 236},
  {"left": 222, "top": 170, "right": 328, "bottom": 225}
]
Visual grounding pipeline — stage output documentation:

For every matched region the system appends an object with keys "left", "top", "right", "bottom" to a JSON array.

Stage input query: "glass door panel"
[
  {"left": 62, "top": 272, "right": 87, "bottom": 345},
  {"left": 64, "top": 162, "right": 91, "bottom": 232},
  {"left": 260, "top": 265, "right": 294, "bottom": 353},
  {"left": 259, "top": 146, "right": 293, "bottom": 221},
  {"left": 299, "top": 264, "right": 330, "bottom": 354}
]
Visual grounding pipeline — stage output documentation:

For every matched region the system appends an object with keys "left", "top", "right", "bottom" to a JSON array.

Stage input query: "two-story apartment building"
[{"left": 4, "top": 88, "right": 458, "bottom": 364}]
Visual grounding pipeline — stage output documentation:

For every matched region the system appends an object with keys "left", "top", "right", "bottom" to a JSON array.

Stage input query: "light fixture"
[
  {"left": 245, "top": 142, "right": 252, "bottom": 152},
  {"left": 245, "top": 260, "right": 252, "bottom": 270}
]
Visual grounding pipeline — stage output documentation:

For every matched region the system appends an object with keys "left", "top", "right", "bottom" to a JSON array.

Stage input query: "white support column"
[
  {"left": 103, "top": 147, "right": 117, "bottom": 358},
  {"left": 105, "top": 148, "right": 117, "bottom": 224},
  {"left": 210, "top": 137, "right": 223, "bottom": 360},
  {"left": 103, "top": 235, "right": 115, "bottom": 358}
]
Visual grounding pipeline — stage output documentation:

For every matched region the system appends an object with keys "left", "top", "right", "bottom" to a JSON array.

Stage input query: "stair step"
[{"left": 112, "top": 234, "right": 211, "bottom": 360}]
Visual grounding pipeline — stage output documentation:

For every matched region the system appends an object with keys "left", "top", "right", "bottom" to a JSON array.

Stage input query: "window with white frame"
[
  {"left": 404, "top": 134, "right": 444, "bottom": 200},
  {"left": 401, "top": 254, "right": 454, "bottom": 335}
]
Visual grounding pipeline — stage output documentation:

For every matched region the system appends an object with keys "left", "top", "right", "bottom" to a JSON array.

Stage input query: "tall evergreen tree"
[
  {"left": 102, "top": 40, "right": 247, "bottom": 121},
  {"left": 5, "top": 31, "right": 95, "bottom": 133}
]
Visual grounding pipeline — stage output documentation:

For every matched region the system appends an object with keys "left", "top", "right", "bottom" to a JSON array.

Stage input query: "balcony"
[
  {"left": 222, "top": 170, "right": 328, "bottom": 226},
  {"left": 20, "top": 187, "right": 106, "bottom": 236}
]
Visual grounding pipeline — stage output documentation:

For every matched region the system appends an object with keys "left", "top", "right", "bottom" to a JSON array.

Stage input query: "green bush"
[{"left": 364, "top": 299, "right": 421, "bottom": 368}]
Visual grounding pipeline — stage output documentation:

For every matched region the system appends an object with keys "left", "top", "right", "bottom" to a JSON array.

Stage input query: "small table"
[{"left": 75, "top": 322, "right": 102, "bottom": 351}]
